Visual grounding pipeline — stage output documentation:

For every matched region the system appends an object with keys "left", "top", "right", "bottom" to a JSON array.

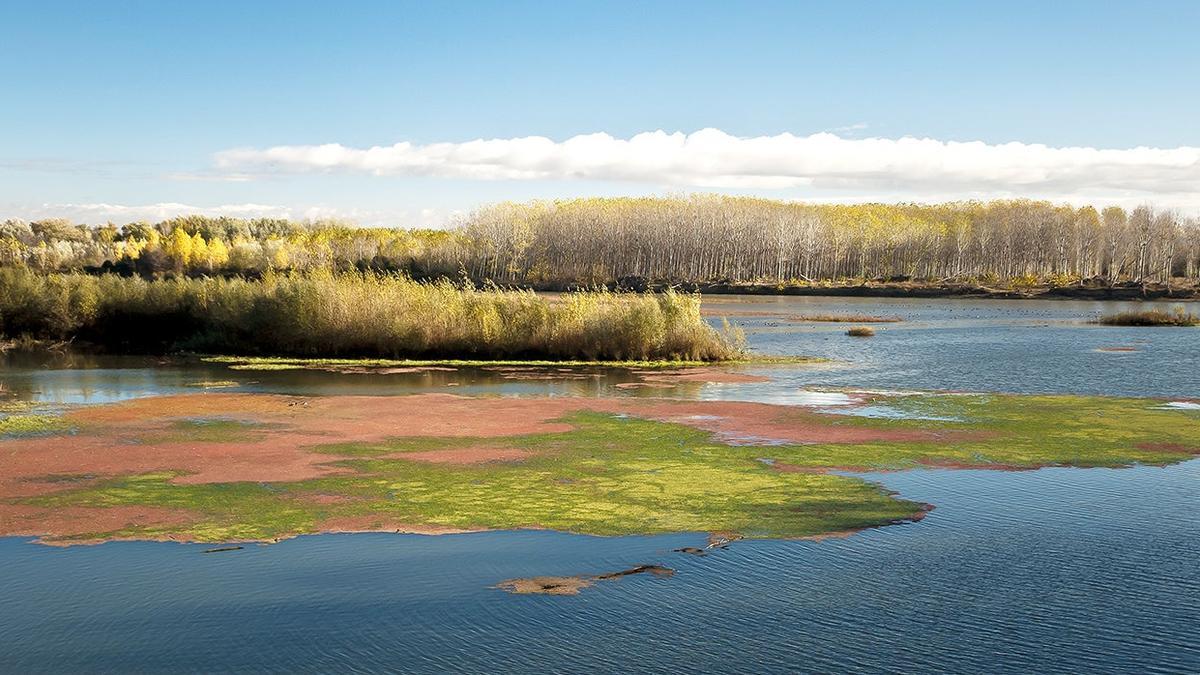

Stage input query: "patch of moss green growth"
[
  {"left": 0, "top": 413, "right": 73, "bottom": 437},
  {"left": 34, "top": 472, "right": 321, "bottom": 542},
  {"left": 772, "top": 393, "right": 1200, "bottom": 470},
  {"left": 133, "top": 418, "right": 275, "bottom": 444}
]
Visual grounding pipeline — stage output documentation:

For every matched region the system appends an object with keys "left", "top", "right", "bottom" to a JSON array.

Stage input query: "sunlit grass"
[
  {"left": 0, "top": 268, "right": 743, "bottom": 361},
  {"left": 1097, "top": 309, "right": 1198, "bottom": 326}
]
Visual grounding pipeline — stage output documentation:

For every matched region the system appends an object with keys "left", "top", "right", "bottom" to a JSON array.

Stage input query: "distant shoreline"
[{"left": 543, "top": 280, "right": 1200, "bottom": 301}]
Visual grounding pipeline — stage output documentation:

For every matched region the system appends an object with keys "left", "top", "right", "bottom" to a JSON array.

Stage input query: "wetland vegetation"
[
  {"left": 0, "top": 268, "right": 741, "bottom": 361},
  {"left": 3, "top": 390, "right": 1197, "bottom": 546},
  {"left": 1097, "top": 308, "right": 1198, "bottom": 326}
]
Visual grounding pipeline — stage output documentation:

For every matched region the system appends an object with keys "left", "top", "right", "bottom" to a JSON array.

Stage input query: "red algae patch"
[
  {"left": 630, "top": 367, "right": 771, "bottom": 385},
  {"left": 0, "top": 504, "right": 198, "bottom": 543},
  {"left": 0, "top": 392, "right": 953, "bottom": 504},
  {"left": 389, "top": 446, "right": 537, "bottom": 465}
]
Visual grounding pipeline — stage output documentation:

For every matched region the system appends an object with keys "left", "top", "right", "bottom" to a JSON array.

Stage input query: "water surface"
[{"left": 2, "top": 461, "right": 1196, "bottom": 673}]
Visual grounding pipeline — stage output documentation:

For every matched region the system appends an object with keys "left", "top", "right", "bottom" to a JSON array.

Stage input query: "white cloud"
[
  {"left": 22, "top": 202, "right": 455, "bottom": 228},
  {"left": 37, "top": 202, "right": 298, "bottom": 222},
  {"left": 213, "top": 129, "right": 1200, "bottom": 206}
]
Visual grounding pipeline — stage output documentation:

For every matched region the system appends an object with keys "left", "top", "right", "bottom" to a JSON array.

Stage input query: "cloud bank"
[
  {"left": 214, "top": 129, "right": 1200, "bottom": 202},
  {"left": 22, "top": 203, "right": 451, "bottom": 227}
]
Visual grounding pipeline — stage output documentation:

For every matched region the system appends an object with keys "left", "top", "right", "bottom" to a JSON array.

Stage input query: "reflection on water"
[{"left": 1, "top": 460, "right": 1196, "bottom": 673}]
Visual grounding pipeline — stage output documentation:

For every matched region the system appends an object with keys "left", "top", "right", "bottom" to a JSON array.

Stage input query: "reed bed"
[
  {"left": 1096, "top": 309, "right": 1198, "bottom": 327},
  {"left": 0, "top": 269, "right": 742, "bottom": 361}
]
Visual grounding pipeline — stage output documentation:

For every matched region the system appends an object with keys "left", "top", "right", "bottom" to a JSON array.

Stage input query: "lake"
[{"left": 1, "top": 295, "right": 1197, "bottom": 673}]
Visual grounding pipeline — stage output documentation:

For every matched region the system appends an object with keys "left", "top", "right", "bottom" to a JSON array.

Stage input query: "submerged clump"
[{"left": 496, "top": 565, "right": 675, "bottom": 595}]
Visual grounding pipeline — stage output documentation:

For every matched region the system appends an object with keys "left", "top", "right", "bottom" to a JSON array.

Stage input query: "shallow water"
[
  {"left": 2, "top": 461, "right": 1196, "bottom": 673},
  {"left": 2, "top": 295, "right": 1198, "bottom": 673}
]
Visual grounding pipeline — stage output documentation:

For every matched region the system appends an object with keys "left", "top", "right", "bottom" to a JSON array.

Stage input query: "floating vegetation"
[
  {"left": 846, "top": 326, "right": 876, "bottom": 337},
  {"left": 5, "top": 391, "right": 1200, "bottom": 546}
]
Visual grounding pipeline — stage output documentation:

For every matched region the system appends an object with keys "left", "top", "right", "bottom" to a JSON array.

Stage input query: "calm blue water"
[
  {"left": 3, "top": 297, "right": 1196, "bottom": 404},
  {"left": 703, "top": 295, "right": 1200, "bottom": 399},
  {"left": 2, "top": 461, "right": 1196, "bottom": 673},
  {"left": 2, "top": 296, "right": 1198, "bottom": 673}
]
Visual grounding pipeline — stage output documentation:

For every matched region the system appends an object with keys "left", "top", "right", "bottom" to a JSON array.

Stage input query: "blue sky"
[{"left": 3, "top": 1, "right": 1199, "bottom": 225}]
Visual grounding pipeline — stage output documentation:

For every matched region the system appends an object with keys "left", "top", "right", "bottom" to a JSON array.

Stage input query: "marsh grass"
[
  {"left": 0, "top": 268, "right": 742, "bottom": 361},
  {"left": 846, "top": 326, "right": 876, "bottom": 337},
  {"left": 1097, "top": 309, "right": 1198, "bottom": 327}
]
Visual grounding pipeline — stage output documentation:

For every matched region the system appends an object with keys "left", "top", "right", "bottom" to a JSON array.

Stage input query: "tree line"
[{"left": 3, "top": 197, "right": 1198, "bottom": 286}]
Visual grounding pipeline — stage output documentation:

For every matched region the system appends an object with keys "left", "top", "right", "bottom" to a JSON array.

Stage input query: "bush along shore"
[{"left": 0, "top": 269, "right": 743, "bottom": 361}]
